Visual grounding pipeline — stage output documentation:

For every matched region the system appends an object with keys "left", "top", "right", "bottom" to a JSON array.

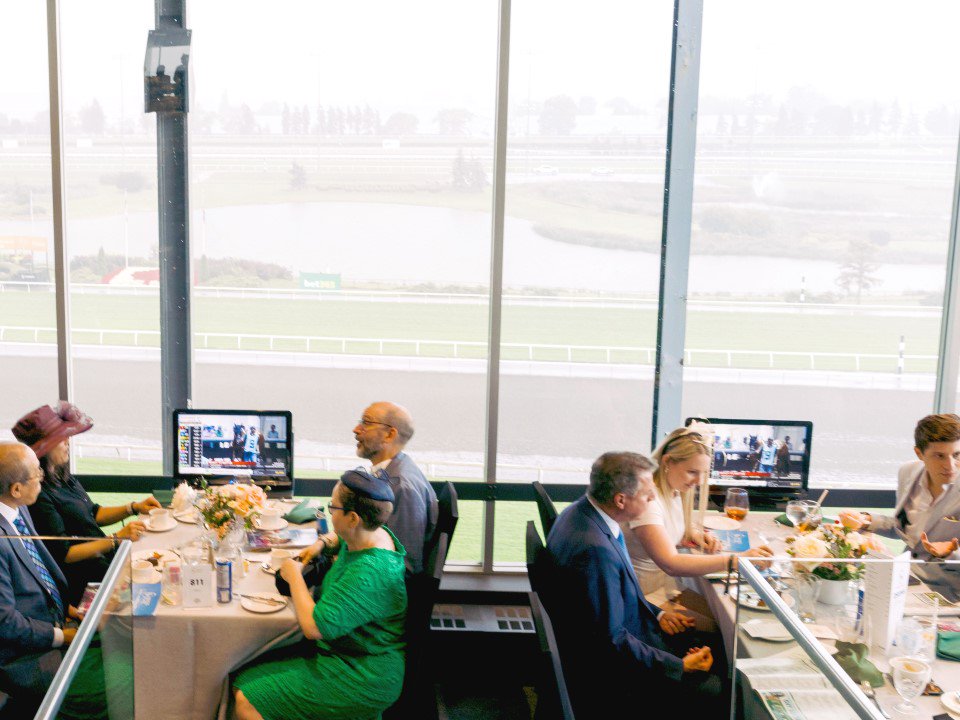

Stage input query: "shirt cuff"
[
  {"left": 657, "top": 610, "right": 665, "bottom": 621},
  {"left": 52, "top": 627, "right": 64, "bottom": 648}
]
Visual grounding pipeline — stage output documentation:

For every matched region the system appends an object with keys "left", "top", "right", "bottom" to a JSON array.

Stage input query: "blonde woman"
[{"left": 623, "top": 427, "right": 772, "bottom": 627}]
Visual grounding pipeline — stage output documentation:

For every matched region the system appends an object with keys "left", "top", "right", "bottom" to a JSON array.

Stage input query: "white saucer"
[
  {"left": 703, "top": 515, "right": 742, "bottom": 531},
  {"left": 173, "top": 509, "right": 200, "bottom": 524},
  {"left": 730, "top": 584, "right": 795, "bottom": 612},
  {"left": 145, "top": 518, "right": 177, "bottom": 533},
  {"left": 941, "top": 690, "right": 960, "bottom": 718},
  {"left": 240, "top": 594, "right": 287, "bottom": 613},
  {"left": 260, "top": 562, "right": 277, "bottom": 576},
  {"left": 255, "top": 519, "right": 289, "bottom": 531}
]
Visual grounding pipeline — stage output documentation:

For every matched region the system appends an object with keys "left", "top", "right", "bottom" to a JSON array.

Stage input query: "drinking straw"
[{"left": 813, "top": 489, "right": 828, "bottom": 508}]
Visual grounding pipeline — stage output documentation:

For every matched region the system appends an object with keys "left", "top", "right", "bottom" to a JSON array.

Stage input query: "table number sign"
[
  {"left": 863, "top": 549, "right": 910, "bottom": 652},
  {"left": 181, "top": 564, "right": 215, "bottom": 607}
]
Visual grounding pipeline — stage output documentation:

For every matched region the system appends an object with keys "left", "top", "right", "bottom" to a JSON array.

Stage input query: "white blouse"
[{"left": 622, "top": 491, "right": 685, "bottom": 605}]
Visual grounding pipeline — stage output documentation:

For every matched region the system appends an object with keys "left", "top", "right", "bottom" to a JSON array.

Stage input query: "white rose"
[
  {"left": 790, "top": 534, "right": 828, "bottom": 572},
  {"left": 846, "top": 532, "right": 864, "bottom": 550}
]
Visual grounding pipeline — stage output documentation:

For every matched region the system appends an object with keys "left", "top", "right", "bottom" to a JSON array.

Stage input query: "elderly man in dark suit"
[
  {"left": 545, "top": 451, "right": 724, "bottom": 717},
  {"left": 0, "top": 441, "right": 73, "bottom": 716}
]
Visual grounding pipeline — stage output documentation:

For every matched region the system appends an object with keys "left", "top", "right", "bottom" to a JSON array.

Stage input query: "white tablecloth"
[{"left": 131, "top": 514, "right": 304, "bottom": 720}]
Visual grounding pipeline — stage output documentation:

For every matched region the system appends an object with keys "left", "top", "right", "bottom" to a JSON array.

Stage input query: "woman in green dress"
[{"left": 233, "top": 469, "right": 407, "bottom": 720}]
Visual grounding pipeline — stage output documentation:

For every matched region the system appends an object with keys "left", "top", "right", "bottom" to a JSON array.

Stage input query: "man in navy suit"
[
  {"left": 546, "top": 451, "right": 724, "bottom": 716},
  {"left": 0, "top": 442, "right": 73, "bottom": 715}
]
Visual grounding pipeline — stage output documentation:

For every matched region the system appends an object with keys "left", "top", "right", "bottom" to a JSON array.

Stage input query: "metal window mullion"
[
  {"left": 46, "top": 0, "right": 72, "bottom": 409},
  {"left": 651, "top": 0, "right": 703, "bottom": 447},
  {"left": 482, "top": 0, "right": 512, "bottom": 573},
  {"left": 933, "top": 129, "right": 960, "bottom": 412}
]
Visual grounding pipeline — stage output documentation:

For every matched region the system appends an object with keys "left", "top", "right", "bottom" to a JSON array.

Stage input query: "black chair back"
[
  {"left": 525, "top": 520, "right": 550, "bottom": 599},
  {"left": 423, "top": 482, "right": 458, "bottom": 569},
  {"left": 529, "top": 591, "right": 575, "bottom": 720},
  {"left": 532, "top": 481, "right": 558, "bottom": 538}
]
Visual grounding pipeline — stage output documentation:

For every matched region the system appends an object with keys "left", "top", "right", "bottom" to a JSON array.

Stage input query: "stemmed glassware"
[{"left": 889, "top": 656, "right": 931, "bottom": 716}]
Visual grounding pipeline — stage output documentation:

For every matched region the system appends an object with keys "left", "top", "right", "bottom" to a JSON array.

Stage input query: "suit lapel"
[
  {"left": 578, "top": 498, "right": 642, "bottom": 597},
  {"left": 0, "top": 512, "right": 52, "bottom": 594}
]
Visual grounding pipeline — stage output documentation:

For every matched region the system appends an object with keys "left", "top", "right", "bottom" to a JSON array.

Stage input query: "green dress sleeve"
[{"left": 312, "top": 553, "right": 404, "bottom": 640}]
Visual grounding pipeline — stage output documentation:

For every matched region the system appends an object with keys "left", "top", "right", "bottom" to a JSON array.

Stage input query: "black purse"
[{"left": 274, "top": 554, "right": 332, "bottom": 598}]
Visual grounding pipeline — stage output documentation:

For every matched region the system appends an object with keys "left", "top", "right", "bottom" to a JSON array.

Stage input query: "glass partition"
[
  {"left": 34, "top": 539, "right": 132, "bottom": 720},
  {"left": 731, "top": 557, "right": 956, "bottom": 720}
]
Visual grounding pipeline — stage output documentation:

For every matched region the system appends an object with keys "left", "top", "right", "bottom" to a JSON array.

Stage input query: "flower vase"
[{"left": 818, "top": 578, "right": 850, "bottom": 606}]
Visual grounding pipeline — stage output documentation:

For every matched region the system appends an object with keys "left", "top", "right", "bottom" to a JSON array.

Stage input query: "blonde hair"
[{"left": 651, "top": 427, "right": 713, "bottom": 542}]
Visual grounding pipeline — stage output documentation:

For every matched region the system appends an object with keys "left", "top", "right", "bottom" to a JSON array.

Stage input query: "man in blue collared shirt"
[{"left": 0, "top": 442, "right": 73, "bottom": 715}]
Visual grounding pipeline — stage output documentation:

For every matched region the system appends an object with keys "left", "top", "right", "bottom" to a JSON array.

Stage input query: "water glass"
[
  {"left": 724, "top": 488, "right": 749, "bottom": 522},
  {"left": 833, "top": 606, "right": 870, "bottom": 647},
  {"left": 791, "top": 573, "right": 821, "bottom": 623},
  {"left": 785, "top": 499, "right": 808, "bottom": 528},
  {"left": 889, "top": 656, "right": 931, "bottom": 715}
]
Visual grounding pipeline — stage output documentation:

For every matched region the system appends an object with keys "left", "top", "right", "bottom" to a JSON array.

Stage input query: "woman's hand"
[
  {"left": 739, "top": 545, "right": 774, "bottom": 570},
  {"left": 921, "top": 532, "right": 960, "bottom": 558},
  {"left": 297, "top": 541, "right": 323, "bottom": 564},
  {"left": 279, "top": 558, "right": 304, "bottom": 583},
  {"left": 132, "top": 496, "right": 162, "bottom": 515},
  {"left": 115, "top": 520, "right": 146, "bottom": 541},
  {"left": 700, "top": 531, "right": 723, "bottom": 554}
]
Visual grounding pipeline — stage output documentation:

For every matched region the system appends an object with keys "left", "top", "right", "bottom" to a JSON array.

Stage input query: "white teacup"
[
  {"left": 257, "top": 508, "right": 283, "bottom": 530},
  {"left": 149, "top": 508, "right": 173, "bottom": 528},
  {"left": 132, "top": 559, "right": 159, "bottom": 583},
  {"left": 270, "top": 548, "right": 296, "bottom": 570}
]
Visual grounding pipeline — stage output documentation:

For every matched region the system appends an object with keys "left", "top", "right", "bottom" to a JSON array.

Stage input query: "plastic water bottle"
[{"left": 316, "top": 508, "right": 329, "bottom": 535}]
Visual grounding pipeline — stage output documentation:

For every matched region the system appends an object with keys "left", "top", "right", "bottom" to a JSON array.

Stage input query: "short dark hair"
[
  {"left": 915, "top": 414, "right": 960, "bottom": 452},
  {"left": 339, "top": 484, "right": 394, "bottom": 530},
  {"left": 588, "top": 451, "right": 656, "bottom": 504}
]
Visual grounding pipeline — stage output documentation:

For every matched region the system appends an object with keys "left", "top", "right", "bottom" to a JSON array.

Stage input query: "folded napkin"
[
  {"left": 282, "top": 500, "right": 316, "bottom": 525},
  {"left": 937, "top": 631, "right": 960, "bottom": 661},
  {"left": 832, "top": 641, "right": 884, "bottom": 687},
  {"left": 152, "top": 489, "right": 174, "bottom": 506}
]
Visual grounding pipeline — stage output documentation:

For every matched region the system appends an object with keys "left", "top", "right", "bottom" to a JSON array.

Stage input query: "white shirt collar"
[
  {"left": 0, "top": 500, "right": 22, "bottom": 528},
  {"left": 586, "top": 495, "right": 622, "bottom": 539},
  {"left": 371, "top": 458, "right": 391, "bottom": 473}
]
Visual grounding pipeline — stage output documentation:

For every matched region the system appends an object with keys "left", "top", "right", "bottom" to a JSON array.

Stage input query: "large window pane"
[
  {"left": 684, "top": 1, "right": 960, "bottom": 488},
  {"left": 0, "top": 4, "right": 60, "bottom": 440},
  {"left": 187, "top": 1, "right": 497, "bottom": 563},
  {"left": 492, "top": 0, "right": 673, "bottom": 557}
]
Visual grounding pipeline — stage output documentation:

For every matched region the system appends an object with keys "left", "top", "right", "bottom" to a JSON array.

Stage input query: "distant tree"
[
  {"left": 79, "top": 99, "right": 106, "bottom": 135},
  {"left": 281, "top": 104, "right": 291, "bottom": 135},
  {"left": 578, "top": 96, "right": 597, "bottom": 115},
  {"left": 383, "top": 112, "right": 419, "bottom": 136},
  {"left": 815, "top": 105, "right": 854, "bottom": 136},
  {"left": 301, "top": 105, "right": 310, "bottom": 134},
  {"left": 904, "top": 112, "right": 920, "bottom": 136},
  {"left": 289, "top": 162, "right": 306, "bottom": 190},
  {"left": 835, "top": 238, "right": 881, "bottom": 303},
  {"left": 237, "top": 104, "right": 256, "bottom": 134},
  {"left": 606, "top": 97, "right": 635, "bottom": 115},
  {"left": 436, "top": 108, "right": 472, "bottom": 135},
  {"left": 450, "top": 149, "right": 486, "bottom": 191},
  {"left": 887, "top": 100, "right": 902, "bottom": 134},
  {"left": 316, "top": 104, "right": 326, "bottom": 134},
  {"left": 539, "top": 95, "right": 577, "bottom": 135},
  {"left": 715, "top": 114, "right": 729, "bottom": 135}
]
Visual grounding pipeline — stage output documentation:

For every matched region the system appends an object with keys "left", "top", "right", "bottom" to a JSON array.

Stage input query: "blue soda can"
[
  {"left": 316, "top": 508, "right": 329, "bottom": 535},
  {"left": 216, "top": 559, "right": 232, "bottom": 603}
]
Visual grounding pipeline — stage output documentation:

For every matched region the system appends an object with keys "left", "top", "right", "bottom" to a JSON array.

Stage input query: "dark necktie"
[{"left": 12, "top": 514, "right": 64, "bottom": 618}]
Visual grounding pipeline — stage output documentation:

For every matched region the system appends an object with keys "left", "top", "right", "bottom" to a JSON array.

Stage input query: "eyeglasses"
[
  {"left": 327, "top": 504, "right": 346, "bottom": 513},
  {"left": 358, "top": 418, "right": 394, "bottom": 430}
]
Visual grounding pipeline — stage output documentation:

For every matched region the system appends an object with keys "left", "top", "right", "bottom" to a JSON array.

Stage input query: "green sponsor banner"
[{"left": 299, "top": 272, "right": 341, "bottom": 290}]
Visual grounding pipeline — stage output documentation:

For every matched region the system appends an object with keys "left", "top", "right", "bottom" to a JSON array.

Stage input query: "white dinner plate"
[
  {"left": 703, "top": 515, "right": 742, "bottom": 531},
  {"left": 255, "top": 519, "right": 289, "bottom": 532},
  {"left": 240, "top": 594, "right": 287, "bottom": 614},
  {"left": 144, "top": 518, "right": 177, "bottom": 533},
  {"left": 132, "top": 549, "right": 178, "bottom": 567},
  {"left": 730, "top": 584, "right": 795, "bottom": 612}
]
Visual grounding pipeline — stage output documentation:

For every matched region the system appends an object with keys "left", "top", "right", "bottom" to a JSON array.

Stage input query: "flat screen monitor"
[
  {"left": 685, "top": 417, "right": 812, "bottom": 498},
  {"left": 174, "top": 409, "right": 293, "bottom": 491}
]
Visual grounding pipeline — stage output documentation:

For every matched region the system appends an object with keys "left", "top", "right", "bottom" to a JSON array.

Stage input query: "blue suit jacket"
[
  {"left": 546, "top": 496, "right": 684, "bottom": 689},
  {"left": 0, "top": 505, "right": 69, "bottom": 693}
]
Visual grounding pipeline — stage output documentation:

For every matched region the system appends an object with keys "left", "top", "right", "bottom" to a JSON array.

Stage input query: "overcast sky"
[{"left": 4, "top": 1, "right": 960, "bottom": 122}]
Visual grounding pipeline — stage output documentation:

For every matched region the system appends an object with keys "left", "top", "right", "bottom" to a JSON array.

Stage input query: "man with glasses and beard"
[{"left": 301, "top": 402, "right": 437, "bottom": 575}]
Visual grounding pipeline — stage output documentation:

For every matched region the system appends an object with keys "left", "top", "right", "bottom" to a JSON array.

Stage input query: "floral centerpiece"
[
  {"left": 785, "top": 522, "right": 886, "bottom": 581},
  {"left": 195, "top": 480, "right": 268, "bottom": 539}
]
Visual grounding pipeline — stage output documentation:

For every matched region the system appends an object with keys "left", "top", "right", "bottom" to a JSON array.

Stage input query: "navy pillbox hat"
[{"left": 340, "top": 468, "right": 395, "bottom": 503}]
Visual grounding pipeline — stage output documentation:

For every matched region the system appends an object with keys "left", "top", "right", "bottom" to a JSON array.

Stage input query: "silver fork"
[{"left": 860, "top": 680, "right": 890, "bottom": 719}]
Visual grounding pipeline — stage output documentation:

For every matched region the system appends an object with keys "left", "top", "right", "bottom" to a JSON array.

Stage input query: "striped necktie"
[
  {"left": 12, "top": 514, "right": 64, "bottom": 618},
  {"left": 616, "top": 531, "right": 628, "bottom": 555}
]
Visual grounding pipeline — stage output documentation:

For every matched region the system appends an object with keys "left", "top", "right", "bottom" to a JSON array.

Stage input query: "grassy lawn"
[{"left": 0, "top": 292, "right": 940, "bottom": 370}]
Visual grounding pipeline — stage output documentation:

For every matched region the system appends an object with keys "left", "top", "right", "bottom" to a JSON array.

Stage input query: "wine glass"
[
  {"left": 725, "top": 488, "right": 749, "bottom": 522},
  {"left": 889, "top": 656, "right": 931, "bottom": 715},
  {"left": 785, "top": 499, "right": 807, "bottom": 529},
  {"left": 797, "top": 500, "right": 822, "bottom": 533}
]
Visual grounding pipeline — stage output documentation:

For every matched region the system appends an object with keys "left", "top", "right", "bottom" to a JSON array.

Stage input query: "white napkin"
[{"left": 172, "top": 482, "right": 198, "bottom": 512}]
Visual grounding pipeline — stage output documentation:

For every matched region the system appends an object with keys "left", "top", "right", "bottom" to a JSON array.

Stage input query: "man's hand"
[
  {"left": 921, "top": 532, "right": 960, "bottom": 558},
  {"left": 279, "top": 558, "right": 303, "bottom": 583},
  {"left": 115, "top": 520, "right": 147, "bottom": 541},
  {"left": 62, "top": 627, "right": 77, "bottom": 646},
  {"left": 659, "top": 609, "right": 695, "bottom": 635},
  {"left": 682, "top": 646, "right": 713, "bottom": 673},
  {"left": 67, "top": 605, "right": 82, "bottom": 621}
]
